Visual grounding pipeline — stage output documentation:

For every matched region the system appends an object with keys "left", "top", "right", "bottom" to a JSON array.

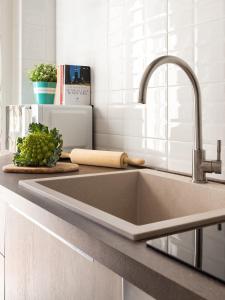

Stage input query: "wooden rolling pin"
[{"left": 61, "top": 149, "right": 145, "bottom": 168}]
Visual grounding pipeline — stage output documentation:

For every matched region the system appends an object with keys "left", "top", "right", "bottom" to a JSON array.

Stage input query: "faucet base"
[
  {"left": 192, "top": 149, "right": 207, "bottom": 183},
  {"left": 192, "top": 148, "right": 222, "bottom": 183},
  {"left": 192, "top": 179, "right": 207, "bottom": 184}
]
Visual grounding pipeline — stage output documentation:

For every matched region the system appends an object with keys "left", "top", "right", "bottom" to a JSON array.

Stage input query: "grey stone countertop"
[{"left": 0, "top": 154, "right": 225, "bottom": 300}]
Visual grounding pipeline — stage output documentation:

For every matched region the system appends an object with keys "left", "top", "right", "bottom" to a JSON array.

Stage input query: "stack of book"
[{"left": 55, "top": 65, "right": 91, "bottom": 105}]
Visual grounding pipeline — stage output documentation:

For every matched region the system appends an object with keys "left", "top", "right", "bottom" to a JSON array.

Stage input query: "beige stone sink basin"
[{"left": 19, "top": 169, "right": 225, "bottom": 240}]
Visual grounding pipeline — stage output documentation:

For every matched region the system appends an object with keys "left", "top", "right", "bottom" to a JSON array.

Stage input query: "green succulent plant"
[{"left": 28, "top": 64, "right": 57, "bottom": 82}]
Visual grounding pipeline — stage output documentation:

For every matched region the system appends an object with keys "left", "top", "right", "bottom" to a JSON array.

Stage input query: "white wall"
[
  {"left": 0, "top": 0, "right": 19, "bottom": 149},
  {"left": 0, "top": 0, "right": 56, "bottom": 106},
  {"left": 56, "top": 0, "right": 225, "bottom": 180},
  {"left": 21, "top": 0, "right": 56, "bottom": 104}
]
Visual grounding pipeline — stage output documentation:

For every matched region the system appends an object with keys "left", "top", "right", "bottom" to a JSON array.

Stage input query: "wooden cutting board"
[{"left": 2, "top": 162, "right": 79, "bottom": 174}]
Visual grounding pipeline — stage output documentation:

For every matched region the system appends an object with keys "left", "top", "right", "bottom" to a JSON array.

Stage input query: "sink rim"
[{"left": 19, "top": 169, "right": 225, "bottom": 240}]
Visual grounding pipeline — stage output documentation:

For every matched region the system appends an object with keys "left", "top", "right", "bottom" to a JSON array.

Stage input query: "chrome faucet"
[{"left": 138, "top": 55, "right": 222, "bottom": 183}]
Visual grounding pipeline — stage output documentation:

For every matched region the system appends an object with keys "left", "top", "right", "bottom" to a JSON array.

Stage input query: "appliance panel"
[{"left": 42, "top": 105, "right": 92, "bottom": 151}]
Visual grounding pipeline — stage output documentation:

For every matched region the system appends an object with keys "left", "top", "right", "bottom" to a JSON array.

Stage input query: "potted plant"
[{"left": 28, "top": 64, "right": 57, "bottom": 104}]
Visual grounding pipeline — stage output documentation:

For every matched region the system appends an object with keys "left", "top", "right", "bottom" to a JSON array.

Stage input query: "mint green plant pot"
[{"left": 33, "top": 82, "right": 56, "bottom": 104}]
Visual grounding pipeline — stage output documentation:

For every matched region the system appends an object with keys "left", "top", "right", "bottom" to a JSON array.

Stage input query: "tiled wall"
[{"left": 57, "top": 0, "right": 225, "bottom": 180}]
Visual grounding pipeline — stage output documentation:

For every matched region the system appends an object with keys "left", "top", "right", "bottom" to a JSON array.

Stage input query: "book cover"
[{"left": 63, "top": 65, "right": 91, "bottom": 105}]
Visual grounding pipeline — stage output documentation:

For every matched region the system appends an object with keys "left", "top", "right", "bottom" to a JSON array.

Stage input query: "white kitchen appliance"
[{"left": 6, "top": 105, "right": 93, "bottom": 152}]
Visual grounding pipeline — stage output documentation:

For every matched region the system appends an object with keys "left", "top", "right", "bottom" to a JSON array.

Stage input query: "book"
[{"left": 55, "top": 65, "right": 91, "bottom": 105}]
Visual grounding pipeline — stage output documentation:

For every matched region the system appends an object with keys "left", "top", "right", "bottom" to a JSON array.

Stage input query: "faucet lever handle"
[{"left": 217, "top": 140, "right": 221, "bottom": 161}]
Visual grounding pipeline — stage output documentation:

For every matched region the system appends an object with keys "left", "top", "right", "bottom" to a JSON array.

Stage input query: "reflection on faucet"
[{"left": 138, "top": 55, "right": 222, "bottom": 183}]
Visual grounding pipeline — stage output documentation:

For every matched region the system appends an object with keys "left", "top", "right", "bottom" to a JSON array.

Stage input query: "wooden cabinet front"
[
  {"left": 5, "top": 206, "right": 122, "bottom": 300},
  {"left": 0, "top": 201, "right": 6, "bottom": 256},
  {"left": 0, "top": 254, "right": 4, "bottom": 300}
]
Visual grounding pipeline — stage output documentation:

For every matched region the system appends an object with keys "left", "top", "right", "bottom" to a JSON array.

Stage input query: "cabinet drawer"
[
  {"left": 0, "top": 254, "right": 4, "bottom": 300},
  {"left": 5, "top": 206, "right": 122, "bottom": 300},
  {"left": 0, "top": 201, "right": 6, "bottom": 255},
  {"left": 123, "top": 280, "right": 155, "bottom": 300}
]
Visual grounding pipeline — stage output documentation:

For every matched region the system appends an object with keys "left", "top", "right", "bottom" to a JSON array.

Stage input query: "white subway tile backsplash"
[
  {"left": 168, "top": 65, "right": 192, "bottom": 86},
  {"left": 195, "top": 0, "right": 225, "bottom": 24},
  {"left": 107, "top": 134, "right": 125, "bottom": 150},
  {"left": 109, "top": 0, "right": 123, "bottom": 9},
  {"left": 109, "top": 73, "right": 124, "bottom": 91},
  {"left": 196, "top": 40, "right": 225, "bottom": 64},
  {"left": 168, "top": 122, "right": 193, "bottom": 142},
  {"left": 148, "top": 65, "right": 167, "bottom": 87},
  {"left": 196, "top": 19, "right": 225, "bottom": 45},
  {"left": 108, "top": 105, "right": 124, "bottom": 120},
  {"left": 168, "top": 48, "right": 194, "bottom": 67},
  {"left": 146, "top": 138, "right": 167, "bottom": 155},
  {"left": 145, "top": 138, "right": 168, "bottom": 168},
  {"left": 146, "top": 35, "right": 167, "bottom": 55},
  {"left": 108, "top": 16, "right": 123, "bottom": 35},
  {"left": 93, "top": 88, "right": 108, "bottom": 105},
  {"left": 201, "top": 83, "right": 225, "bottom": 103},
  {"left": 168, "top": 27, "right": 194, "bottom": 51},
  {"left": 108, "top": 119, "right": 124, "bottom": 135},
  {"left": 109, "top": 5, "right": 123, "bottom": 21},
  {"left": 124, "top": 71, "right": 141, "bottom": 90},
  {"left": 117, "top": 136, "right": 168, "bottom": 168},
  {"left": 130, "top": 39, "right": 145, "bottom": 58},
  {"left": 129, "top": 8, "right": 144, "bottom": 27},
  {"left": 130, "top": 57, "right": 145, "bottom": 76},
  {"left": 126, "top": 0, "right": 143, "bottom": 12},
  {"left": 95, "top": 119, "right": 109, "bottom": 134},
  {"left": 144, "top": 0, "right": 167, "bottom": 19},
  {"left": 202, "top": 102, "right": 225, "bottom": 124},
  {"left": 197, "top": 62, "right": 225, "bottom": 83},
  {"left": 57, "top": 0, "right": 225, "bottom": 181},
  {"left": 168, "top": 141, "right": 192, "bottom": 173},
  {"left": 127, "top": 24, "right": 144, "bottom": 42},
  {"left": 95, "top": 133, "right": 110, "bottom": 149},
  {"left": 123, "top": 89, "right": 138, "bottom": 104},
  {"left": 203, "top": 125, "right": 225, "bottom": 145},
  {"left": 145, "top": 16, "right": 167, "bottom": 37},
  {"left": 108, "top": 90, "right": 124, "bottom": 105},
  {"left": 168, "top": 0, "right": 193, "bottom": 14},
  {"left": 123, "top": 135, "right": 146, "bottom": 152},
  {"left": 168, "top": 9, "right": 193, "bottom": 31},
  {"left": 95, "top": 133, "right": 124, "bottom": 151},
  {"left": 145, "top": 87, "right": 167, "bottom": 139},
  {"left": 168, "top": 86, "right": 194, "bottom": 122},
  {"left": 108, "top": 31, "right": 123, "bottom": 47},
  {"left": 123, "top": 104, "right": 145, "bottom": 120},
  {"left": 123, "top": 119, "right": 145, "bottom": 137}
]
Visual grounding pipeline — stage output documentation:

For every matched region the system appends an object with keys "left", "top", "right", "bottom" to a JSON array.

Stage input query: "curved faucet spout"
[
  {"left": 138, "top": 55, "right": 222, "bottom": 183},
  {"left": 138, "top": 55, "right": 202, "bottom": 150}
]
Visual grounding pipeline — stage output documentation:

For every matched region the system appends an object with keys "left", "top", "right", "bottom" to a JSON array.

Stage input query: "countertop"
[{"left": 1, "top": 154, "right": 225, "bottom": 300}]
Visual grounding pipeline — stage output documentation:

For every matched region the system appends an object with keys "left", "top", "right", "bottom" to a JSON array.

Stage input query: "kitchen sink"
[{"left": 19, "top": 169, "right": 225, "bottom": 240}]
